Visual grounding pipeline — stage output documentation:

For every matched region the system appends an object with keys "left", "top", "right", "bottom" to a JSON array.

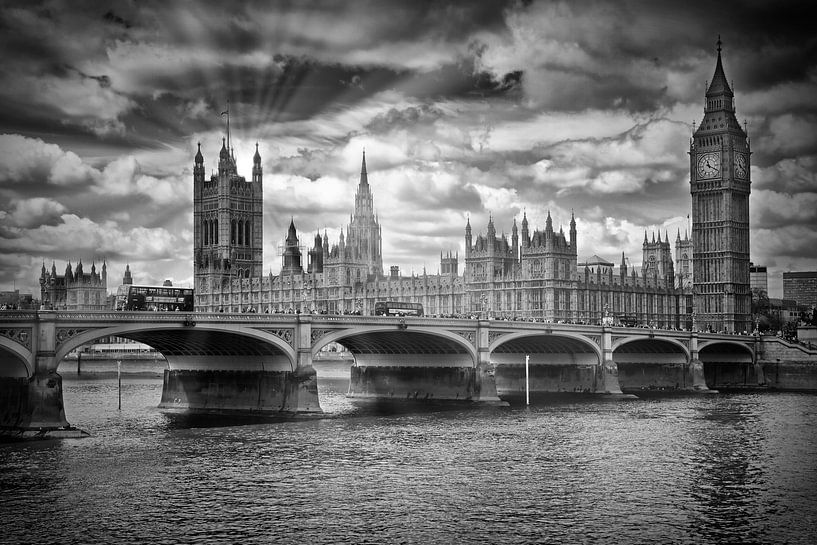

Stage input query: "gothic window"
[
  {"left": 238, "top": 220, "right": 244, "bottom": 245},
  {"left": 245, "top": 222, "right": 251, "bottom": 247},
  {"left": 231, "top": 220, "right": 237, "bottom": 244},
  {"left": 203, "top": 221, "right": 208, "bottom": 245}
]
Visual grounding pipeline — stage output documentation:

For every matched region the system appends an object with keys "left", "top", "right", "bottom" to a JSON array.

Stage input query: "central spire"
[{"left": 360, "top": 149, "right": 368, "bottom": 187}]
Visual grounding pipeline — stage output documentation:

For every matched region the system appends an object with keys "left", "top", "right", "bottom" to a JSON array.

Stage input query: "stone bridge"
[{"left": 0, "top": 310, "right": 763, "bottom": 435}]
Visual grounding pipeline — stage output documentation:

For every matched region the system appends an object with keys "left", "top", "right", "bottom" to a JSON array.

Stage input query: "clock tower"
[{"left": 690, "top": 38, "right": 751, "bottom": 333}]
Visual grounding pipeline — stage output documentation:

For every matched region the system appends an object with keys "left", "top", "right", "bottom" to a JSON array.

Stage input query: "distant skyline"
[{"left": 1, "top": 1, "right": 816, "bottom": 298}]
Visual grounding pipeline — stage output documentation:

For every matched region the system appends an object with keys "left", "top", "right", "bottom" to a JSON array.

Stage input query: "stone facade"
[
  {"left": 690, "top": 38, "right": 752, "bottom": 332},
  {"left": 39, "top": 260, "right": 107, "bottom": 310},
  {"left": 193, "top": 137, "right": 263, "bottom": 309}
]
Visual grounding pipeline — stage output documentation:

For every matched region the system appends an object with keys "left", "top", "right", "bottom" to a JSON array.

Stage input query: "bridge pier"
[
  {"left": 596, "top": 328, "right": 633, "bottom": 398},
  {"left": 0, "top": 321, "right": 87, "bottom": 439}
]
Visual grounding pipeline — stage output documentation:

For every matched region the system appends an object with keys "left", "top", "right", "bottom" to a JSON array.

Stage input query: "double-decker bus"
[
  {"left": 374, "top": 301, "right": 423, "bottom": 317},
  {"left": 115, "top": 285, "right": 194, "bottom": 311},
  {"left": 617, "top": 314, "right": 639, "bottom": 327}
]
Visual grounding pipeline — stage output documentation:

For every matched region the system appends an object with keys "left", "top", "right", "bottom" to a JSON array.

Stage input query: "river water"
[{"left": 2, "top": 361, "right": 816, "bottom": 544}]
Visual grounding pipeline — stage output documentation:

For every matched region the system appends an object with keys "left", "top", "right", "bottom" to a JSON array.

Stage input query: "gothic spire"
[
  {"left": 706, "top": 35, "right": 733, "bottom": 98},
  {"left": 360, "top": 150, "right": 368, "bottom": 187}
]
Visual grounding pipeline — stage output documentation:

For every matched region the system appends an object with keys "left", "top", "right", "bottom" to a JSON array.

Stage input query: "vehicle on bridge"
[
  {"left": 374, "top": 301, "right": 424, "bottom": 317},
  {"left": 617, "top": 314, "right": 639, "bottom": 327},
  {"left": 116, "top": 285, "right": 194, "bottom": 311}
]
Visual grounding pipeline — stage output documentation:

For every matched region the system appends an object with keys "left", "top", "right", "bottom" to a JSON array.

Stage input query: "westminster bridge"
[{"left": 3, "top": 309, "right": 812, "bottom": 436}]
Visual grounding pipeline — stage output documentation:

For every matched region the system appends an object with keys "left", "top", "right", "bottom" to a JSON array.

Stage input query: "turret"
[
  {"left": 569, "top": 211, "right": 577, "bottom": 251},
  {"left": 511, "top": 217, "right": 519, "bottom": 262},
  {"left": 521, "top": 210, "right": 530, "bottom": 248},
  {"left": 252, "top": 143, "right": 262, "bottom": 184},
  {"left": 465, "top": 216, "right": 472, "bottom": 258},
  {"left": 123, "top": 264, "right": 133, "bottom": 285}
]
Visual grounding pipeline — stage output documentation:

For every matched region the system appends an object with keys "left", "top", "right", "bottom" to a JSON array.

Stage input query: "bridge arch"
[
  {"left": 698, "top": 340, "right": 754, "bottom": 361},
  {"left": 612, "top": 336, "right": 690, "bottom": 360},
  {"left": 489, "top": 331, "right": 603, "bottom": 363},
  {"left": 312, "top": 325, "right": 478, "bottom": 367},
  {"left": 0, "top": 339, "right": 31, "bottom": 377},
  {"left": 612, "top": 337, "right": 690, "bottom": 392},
  {"left": 698, "top": 340, "right": 757, "bottom": 389},
  {"left": 489, "top": 331, "right": 602, "bottom": 398},
  {"left": 55, "top": 323, "right": 297, "bottom": 372}
]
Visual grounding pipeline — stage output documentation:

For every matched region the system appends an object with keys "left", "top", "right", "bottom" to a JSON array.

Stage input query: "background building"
[
  {"left": 39, "top": 260, "right": 107, "bottom": 310},
  {"left": 0, "top": 290, "right": 35, "bottom": 310},
  {"left": 783, "top": 271, "right": 817, "bottom": 307},
  {"left": 750, "top": 263, "right": 768, "bottom": 293}
]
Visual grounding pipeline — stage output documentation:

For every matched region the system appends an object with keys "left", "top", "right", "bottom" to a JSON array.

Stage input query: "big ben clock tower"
[{"left": 690, "top": 38, "right": 751, "bottom": 333}]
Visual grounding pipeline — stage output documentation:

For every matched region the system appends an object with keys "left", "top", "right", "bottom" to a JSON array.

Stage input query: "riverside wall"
[{"left": 758, "top": 337, "right": 817, "bottom": 391}]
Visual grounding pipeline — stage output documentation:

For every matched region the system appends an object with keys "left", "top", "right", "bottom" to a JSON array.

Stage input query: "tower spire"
[
  {"left": 360, "top": 149, "right": 368, "bottom": 187},
  {"left": 706, "top": 36, "right": 733, "bottom": 100}
]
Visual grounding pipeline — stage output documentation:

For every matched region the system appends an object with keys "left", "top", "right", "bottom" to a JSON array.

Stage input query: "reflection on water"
[{"left": 1, "top": 363, "right": 816, "bottom": 545}]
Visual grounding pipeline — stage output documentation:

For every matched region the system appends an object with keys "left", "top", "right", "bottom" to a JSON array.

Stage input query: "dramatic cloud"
[{"left": 0, "top": 1, "right": 815, "bottom": 298}]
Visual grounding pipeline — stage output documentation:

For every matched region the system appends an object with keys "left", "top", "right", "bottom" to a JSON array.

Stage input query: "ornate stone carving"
[
  {"left": 587, "top": 335, "right": 601, "bottom": 346},
  {"left": 488, "top": 331, "right": 507, "bottom": 345},
  {"left": 453, "top": 330, "right": 475, "bottom": 345},
  {"left": 257, "top": 328, "right": 293, "bottom": 346},
  {"left": 311, "top": 328, "right": 336, "bottom": 346},
  {"left": 56, "top": 328, "right": 88, "bottom": 348},
  {"left": 0, "top": 328, "right": 32, "bottom": 350}
]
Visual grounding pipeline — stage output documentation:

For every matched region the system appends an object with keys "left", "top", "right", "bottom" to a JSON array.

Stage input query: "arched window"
[
  {"left": 237, "top": 220, "right": 244, "bottom": 245},
  {"left": 245, "top": 222, "right": 251, "bottom": 247},
  {"left": 214, "top": 219, "right": 218, "bottom": 244},
  {"left": 231, "top": 220, "right": 237, "bottom": 244},
  {"left": 203, "top": 221, "right": 208, "bottom": 245}
]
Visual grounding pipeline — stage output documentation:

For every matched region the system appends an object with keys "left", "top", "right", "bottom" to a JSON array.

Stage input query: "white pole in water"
[
  {"left": 117, "top": 359, "right": 122, "bottom": 411},
  {"left": 525, "top": 354, "right": 530, "bottom": 405}
]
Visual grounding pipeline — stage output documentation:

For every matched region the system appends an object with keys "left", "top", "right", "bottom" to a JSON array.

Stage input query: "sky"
[{"left": 1, "top": 0, "right": 815, "bottom": 299}]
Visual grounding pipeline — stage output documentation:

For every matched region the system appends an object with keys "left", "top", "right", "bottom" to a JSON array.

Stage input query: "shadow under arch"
[
  {"left": 312, "top": 326, "right": 477, "bottom": 368},
  {"left": 55, "top": 323, "right": 297, "bottom": 372},
  {"left": 699, "top": 341, "right": 757, "bottom": 390},
  {"left": 0, "top": 340, "right": 32, "bottom": 378},
  {"left": 489, "top": 332, "right": 602, "bottom": 400},
  {"left": 612, "top": 337, "right": 691, "bottom": 393}
]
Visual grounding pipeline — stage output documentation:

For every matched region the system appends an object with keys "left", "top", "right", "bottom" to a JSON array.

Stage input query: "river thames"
[{"left": 2, "top": 361, "right": 816, "bottom": 544}]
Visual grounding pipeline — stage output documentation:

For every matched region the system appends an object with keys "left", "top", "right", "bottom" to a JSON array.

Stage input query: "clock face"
[
  {"left": 697, "top": 152, "right": 720, "bottom": 179},
  {"left": 734, "top": 153, "right": 747, "bottom": 178}
]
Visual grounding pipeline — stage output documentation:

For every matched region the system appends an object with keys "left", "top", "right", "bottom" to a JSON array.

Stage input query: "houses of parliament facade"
[{"left": 192, "top": 41, "right": 752, "bottom": 333}]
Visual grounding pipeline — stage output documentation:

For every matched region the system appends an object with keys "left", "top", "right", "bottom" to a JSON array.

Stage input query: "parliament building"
[{"left": 192, "top": 41, "right": 750, "bottom": 332}]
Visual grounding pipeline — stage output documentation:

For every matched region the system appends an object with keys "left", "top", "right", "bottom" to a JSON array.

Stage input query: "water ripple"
[{"left": 1, "top": 377, "right": 816, "bottom": 544}]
